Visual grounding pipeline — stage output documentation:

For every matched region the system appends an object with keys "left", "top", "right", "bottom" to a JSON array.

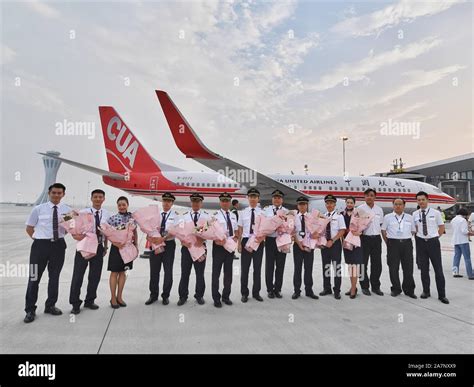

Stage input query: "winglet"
[{"left": 155, "top": 90, "right": 219, "bottom": 160}]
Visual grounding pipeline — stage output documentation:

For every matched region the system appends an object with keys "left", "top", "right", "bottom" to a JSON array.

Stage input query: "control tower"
[{"left": 34, "top": 151, "right": 62, "bottom": 205}]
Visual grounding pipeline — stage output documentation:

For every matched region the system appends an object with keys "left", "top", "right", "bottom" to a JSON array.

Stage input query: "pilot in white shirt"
[
  {"left": 24, "top": 183, "right": 71, "bottom": 323},
  {"left": 412, "top": 191, "right": 448, "bottom": 304},
  {"left": 237, "top": 188, "right": 265, "bottom": 302},
  {"left": 211, "top": 192, "right": 239, "bottom": 308},
  {"left": 450, "top": 208, "right": 473, "bottom": 279},
  {"left": 356, "top": 188, "right": 384, "bottom": 296},
  {"left": 320, "top": 195, "right": 346, "bottom": 299},
  {"left": 177, "top": 193, "right": 209, "bottom": 306},
  {"left": 262, "top": 189, "right": 288, "bottom": 299},
  {"left": 146, "top": 192, "right": 178, "bottom": 306},
  {"left": 69, "top": 189, "right": 112, "bottom": 314},
  {"left": 381, "top": 198, "right": 417, "bottom": 298}
]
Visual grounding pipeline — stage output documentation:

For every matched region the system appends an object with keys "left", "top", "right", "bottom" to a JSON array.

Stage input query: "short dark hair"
[
  {"left": 345, "top": 196, "right": 356, "bottom": 203},
  {"left": 116, "top": 196, "right": 129, "bottom": 204},
  {"left": 457, "top": 208, "right": 468, "bottom": 216},
  {"left": 91, "top": 189, "right": 105, "bottom": 197},
  {"left": 231, "top": 199, "right": 239, "bottom": 206},
  {"left": 392, "top": 197, "right": 406, "bottom": 204},
  {"left": 48, "top": 183, "right": 66, "bottom": 192},
  {"left": 364, "top": 188, "right": 376, "bottom": 196},
  {"left": 416, "top": 191, "right": 429, "bottom": 199}
]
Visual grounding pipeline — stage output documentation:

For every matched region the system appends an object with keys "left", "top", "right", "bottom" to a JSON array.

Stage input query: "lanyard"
[
  {"left": 394, "top": 213, "right": 405, "bottom": 230},
  {"left": 162, "top": 211, "right": 171, "bottom": 224}
]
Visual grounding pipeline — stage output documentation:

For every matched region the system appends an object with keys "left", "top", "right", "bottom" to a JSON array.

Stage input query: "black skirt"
[
  {"left": 343, "top": 245, "right": 363, "bottom": 265},
  {"left": 107, "top": 245, "right": 133, "bottom": 272}
]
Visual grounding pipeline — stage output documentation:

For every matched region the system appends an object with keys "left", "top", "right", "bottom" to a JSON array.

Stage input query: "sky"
[{"left": 1, "top": 0, "right": 472, "bottom": 207}]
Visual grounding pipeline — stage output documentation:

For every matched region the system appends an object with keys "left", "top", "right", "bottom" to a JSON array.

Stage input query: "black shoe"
[
  {"left": 222, "top": 298, "right": 233, "bottom": 305},
  {"left": 420, "top": 292, "right": 430, "bottom": 299},
  {"left": 253, "top": 295, "right": 264, "bottom": 302},
  {"left": 453, "top": 274, "right": 463, "bottom": 278},
  {"left": 24, "top": 311, "right": 36, "bottom": 323},
  {"left": 268, "top": 291, "right": 275, "bottom": 299},
  {"left": 241, "top": 295, "right": 248, "bottom": 303},
  {"left": 71, "top": 306, "right": 81, "bottom": 314},
  {"left": 406, "top": 293, "right": 418, "bottom": 299},
  {"left": 214, "top": 300, "right": 222, "bottom": 308},
  {"left": 177, "top": 298, "right": 187, "bottom": 306},
  {"left": 390, "top": 291, "right": 401, "bottom": 297},
  {"left": 345, "top": 290, "right": 351, "bottom": 296},
  {"left": 274, "top": 291, "right": 282, "bottom": 298},
  {"left": 196, "top": 297, "right": 205, "bottom": 305},
  {"left": 162, "top": 297, "right": 169, "bottom": 305},
  {"left": 44, "top": 306, "right": 62, "bottom": 315},
  {"left": 110, "top": 301, "right": 120, "bottom": 309},
  {"left": 334, "top": 292, "right": 341, "bottom": 300},
  {"left": 439, "top": 297, "right": 449, "bottom": 304},
  {"left": 319, "top": 290, "right": 332, "bottom": 296},
  {"left": 145, "top": 297, "right": 158, "bottom": 305},
  {"left": 373, "top": 289, "right": 384, "bottom": 296},
  {"left": 84, "top": 303, "right": 99, "bottom": 310},
  {"left": 362, "top": 289, "right": 371, "bottom": 296},
  {"left": 469, "top": 277, "right": 474, "bottom": 280},
  {"left": 117, "top": 300, "right": 127, "bottom": 307},
  {"left": 291, "top": 292, "right": 300, "bottom": 299},
  {"left": 306, "top": 293, "right": 319, "bottom": 300},
  {"left": 350, "top": 289, "right": 358, "bottom": 299}
]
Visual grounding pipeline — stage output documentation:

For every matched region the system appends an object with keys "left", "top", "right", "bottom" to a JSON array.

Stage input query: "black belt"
[
  {"left": 362, "top": 235, "right": 381, "bottom": 238},
  {"left": 388, "top": 238, "right": 412, "bottom": 242},
  {"left": 416, "top": 236, "right": 438, "bottom": 242},
  {"left": 35, "top": 238, "right": 65, "bottom": 243}
]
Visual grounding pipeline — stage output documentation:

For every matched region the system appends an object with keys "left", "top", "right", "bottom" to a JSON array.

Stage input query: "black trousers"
[
  {"left": 293, "top": 244, "right": 314, "bottom": 294},
  {"left": 178, "top": 246, "right": 206, "bottom": 299},
  {"left": 321, "top": 239, "right": 342, "bottom": 293},
  {"left": 25, "top": 238, "right": 66, "bottom": 313},
  {"left": 415, "top": 237, "right": 445, "bottom": 298},
  {"left": 240, "top": 237, "right": 264, "bottom": 297},
  {"left": 265, "top": 236, "right": 287, "bottom": 293},
  {"left": 212, "top": 243, "right": 234, "bottom": 302},
  {"left": 69, "top": 244, "right": 104, "bottom": 307},
  {"left": 386, "top": 239, "right": 415, "bottom": 295},
  {"left": 149, "top": 240, "right": 176, "bottom": 299},
  {"left": 360, "top": 235, "right": 382, "bottom": 291}
]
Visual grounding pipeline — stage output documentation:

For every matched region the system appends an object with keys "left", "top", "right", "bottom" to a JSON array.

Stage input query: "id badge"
[{"left": 299, "top": 231, "right": 306, "bottom": 237}]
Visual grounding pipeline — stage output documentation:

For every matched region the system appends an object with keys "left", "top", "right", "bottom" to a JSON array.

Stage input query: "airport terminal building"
[{"left": 378, "top": 153, "right": 474, "bottom": 215}]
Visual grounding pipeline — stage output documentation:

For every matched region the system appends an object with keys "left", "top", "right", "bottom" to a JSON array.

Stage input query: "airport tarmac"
[{"left": 0, "top": 204, "right": 472, "bottom": 354}]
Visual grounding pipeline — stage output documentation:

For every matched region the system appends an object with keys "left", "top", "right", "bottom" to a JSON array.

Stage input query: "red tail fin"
[{"left": 98, "top": 107, "right": 159, "bottom": 173}]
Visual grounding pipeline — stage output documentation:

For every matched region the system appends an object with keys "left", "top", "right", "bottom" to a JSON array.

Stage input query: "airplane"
[{"left": 39, "top": 90, "right": 456, "bottom": 213}]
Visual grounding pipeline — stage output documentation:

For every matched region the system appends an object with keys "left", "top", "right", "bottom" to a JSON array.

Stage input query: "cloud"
[
  {"left": 26, "top": 0, "right": 60, "bottom": 19},
  {"left": 332, "top": 0, "right": 463, "bottom": 37},
  {"left": 306, "top": 36, "right": 442, "bottom": 91},
  {"left": 1, "top": 44, "right": 16, "bottom": 65}
]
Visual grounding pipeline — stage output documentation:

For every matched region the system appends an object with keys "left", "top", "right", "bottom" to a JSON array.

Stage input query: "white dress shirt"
[
  {"left": 25, "top": 201, "right": 72, "bottom": 239},
  {"left": 412, "top": 207, "right": 444, "bottom": 239},
  {"left": 180, "top": 209, "right": 210, "bottom": 225},
  {"left": 160, "top": 209, "right": 179, "bottom": 239},
  {"left": 381, "top": 212, "right": 415, "bottom": 239},
  {"left": 79, "top": 207, "right": 112, "bottom": 228},
  {"left": 451, "top": 215, "right": 470, "bottom": 245},
  {"left": 357, "top": 203, "right": 384, "bottom": 236},
  {"left": 294, "top": 211, "right": 309, "bottom": 242},
  {"left": 238, "top": 206, "right": 263, "bottom": 238},
  {"left": 324, "top": 210, "right": 346, "bottom": 239},
  {"left": 213, "top": 209, "right": 238, "bottom": 238},
  {"left": 263, "top": 205, "right": 287, "bottom": 237}
]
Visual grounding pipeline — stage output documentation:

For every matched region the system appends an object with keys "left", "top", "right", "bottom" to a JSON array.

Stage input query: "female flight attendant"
[
  {"left": 107, "top": 196, "right": 137, "bottom": 308},
  {"left": 342, "top": 197, "right": 363, "bottom": 299}
]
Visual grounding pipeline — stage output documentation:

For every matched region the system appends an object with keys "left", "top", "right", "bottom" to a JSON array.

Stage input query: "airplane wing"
[
  {"left": 155, "top": 90, "right": 309, "bottom": 203},
  {"left": 38, "top": 152, "right": 127, "bottom": 180}
]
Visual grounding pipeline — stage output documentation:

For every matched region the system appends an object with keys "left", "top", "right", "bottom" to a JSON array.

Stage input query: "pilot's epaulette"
[
  {"left": 213, "top": 211, "right": 219, "bottom": 216},
  {"left": 203, "top": 210, "right": 208, "bottom": 214},
  {"left": 173, "top": 210, "right": 179, "bottom": 215}
]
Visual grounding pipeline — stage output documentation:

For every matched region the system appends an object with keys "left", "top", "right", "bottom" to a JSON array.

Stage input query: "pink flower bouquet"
[
  {"left": 195, "top": 218, "right": 237, "bottom": 253},
  {"left": 305, "top": 210, "right": 331, "bottom": 248},
  {"left": 59, "top": 211, "right": 99, "bottom": 259},
  {"left": 245, "top": 214, "right": 284, "bottom": 252},
  {"left": 343, "top": 209, "right": 374, "bottom": 250},
  {"left": 100, "top": 222, "right": 138, "bottom": 264},
  {"left": 132, "top": 205, "right": 166, "bottom": 254},
  {"left": 167, "top": 220, "right": 206, "bottom": 261},
  {"left": 276, "top": 211, "right": 296, "bottom": 253}
]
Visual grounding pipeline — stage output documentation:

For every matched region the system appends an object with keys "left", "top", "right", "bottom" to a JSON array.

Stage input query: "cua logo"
[{"left": 107, "top": 116, "right": 139, "bottom": 168}]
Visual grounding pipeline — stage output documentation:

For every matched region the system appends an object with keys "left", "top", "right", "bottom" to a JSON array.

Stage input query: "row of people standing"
[{"left": 23, "top": 183, "right": 452, "bottom": 323}]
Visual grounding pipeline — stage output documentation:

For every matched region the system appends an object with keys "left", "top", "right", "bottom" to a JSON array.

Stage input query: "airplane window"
[
  {"left": 304, "top": 186, "right": 307, "bottom": 190},
  {"left": 216, "top": 184, "right": 220, "bottom": 188},
  {"left": 319, "top": 186, "right": 322, "bottom": 190},
  {"left": 329, "top": 187, "right": 332, "bottom": 190},
  {"left": 211, "top": 183, "right": 215, "bottom": 187},
  {"left": 407, "top": 189, "right": 411, "bottom": 192},
  {"left": 402, "top": 189, "right": 406, "bottom": 192}
]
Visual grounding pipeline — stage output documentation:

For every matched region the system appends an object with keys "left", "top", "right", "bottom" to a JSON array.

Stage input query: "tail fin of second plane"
[{"left": 98, "top": 107, "right": 159, "bottom": 174}]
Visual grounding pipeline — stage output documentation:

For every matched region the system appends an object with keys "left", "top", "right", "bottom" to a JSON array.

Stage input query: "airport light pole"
[{"left": 340, "top": 136, "right": 348, "bottom": 176}]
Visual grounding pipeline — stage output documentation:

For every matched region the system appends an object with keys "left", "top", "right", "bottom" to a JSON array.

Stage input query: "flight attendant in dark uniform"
[
  {"left": 107, "top": 196, "right": 137, "bottom": 309},
  {"left": 341, "top": 196, "right": 363, "bottom": 299}
]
